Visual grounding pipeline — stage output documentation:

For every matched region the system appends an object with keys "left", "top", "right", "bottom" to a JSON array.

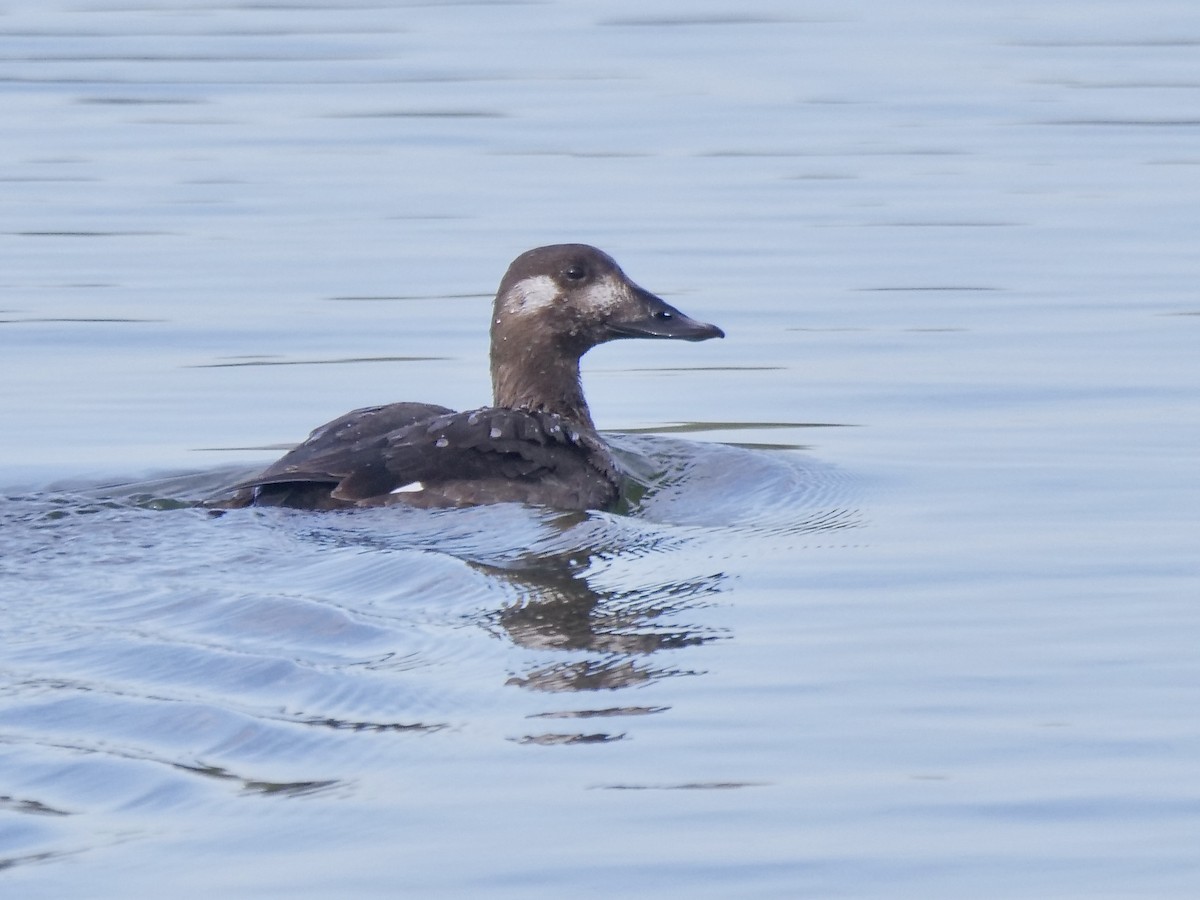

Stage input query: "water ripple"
[{"left": 0, "top": 435, "right": 859, "bottom": 873}]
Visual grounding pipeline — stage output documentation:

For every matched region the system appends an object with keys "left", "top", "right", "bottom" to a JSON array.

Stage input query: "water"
[{"left": 3, "top": 1, "right": 1199, "bottom": 897}]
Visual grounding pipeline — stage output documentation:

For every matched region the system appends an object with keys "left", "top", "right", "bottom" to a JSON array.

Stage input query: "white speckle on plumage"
[
  {"left": 434, "top": 437, "right": 449, "bottom": 448},
  {"left": 390, "top": 481, "right": 425, "bottom": 494},
  {"left": 467, "top": 411, "right": 480, "bottom": 426},
  {"left": 489, "top": 426, "right": 502, "bottom": 439}
]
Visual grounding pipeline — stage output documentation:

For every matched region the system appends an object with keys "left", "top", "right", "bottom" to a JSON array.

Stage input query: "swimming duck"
[{"left": 216, "top": 243, "right": 723, "bottom": 511}]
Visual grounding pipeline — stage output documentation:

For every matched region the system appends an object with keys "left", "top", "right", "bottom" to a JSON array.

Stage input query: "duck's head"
[
  {"left": 489, "top": 243, "right": 723, "bottom": 423},
  {"left": 491, "top": 243, "right": 724, "bottom": 353}
]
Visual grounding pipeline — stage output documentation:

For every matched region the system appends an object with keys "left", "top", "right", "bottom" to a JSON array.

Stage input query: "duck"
[{"left": 213, "top": 243, "right": 723, "bottom": 511}]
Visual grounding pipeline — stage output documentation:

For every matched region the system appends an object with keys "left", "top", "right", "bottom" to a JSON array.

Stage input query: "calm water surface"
[{"left": 2, "top": 1, "right": 1198, "bottom": 897}]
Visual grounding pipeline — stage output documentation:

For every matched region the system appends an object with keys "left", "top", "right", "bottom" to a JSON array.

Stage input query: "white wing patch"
[{"left": 390, "top": 481, "right": 425, "bottom": 494}]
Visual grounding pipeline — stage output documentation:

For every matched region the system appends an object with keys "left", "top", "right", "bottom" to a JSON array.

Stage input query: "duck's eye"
[{"left": 563, "top": 264, "right": 588, "bottom": 282}]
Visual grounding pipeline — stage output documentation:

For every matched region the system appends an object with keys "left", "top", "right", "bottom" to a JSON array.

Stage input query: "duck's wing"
[
  {"left": 331, "top": 408, "right": 620, "bottom": 508},
  {"left": 214, "top": 402, "right": 452, "bottom": 507},
  {"left": 249, "top": 401, "right": 453, "bottom": 482},
  {"left": 220, "top": 406, "right": 618, "bottom": 510}
]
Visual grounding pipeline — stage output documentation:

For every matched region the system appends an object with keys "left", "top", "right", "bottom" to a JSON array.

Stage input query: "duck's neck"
[{"left": 490, "top": 338, "right": 596, "bottom": 430}]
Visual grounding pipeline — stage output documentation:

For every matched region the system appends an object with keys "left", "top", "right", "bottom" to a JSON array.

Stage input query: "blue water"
[{"left": 3, "top": 2, "right": 1199, "bottom": 897}]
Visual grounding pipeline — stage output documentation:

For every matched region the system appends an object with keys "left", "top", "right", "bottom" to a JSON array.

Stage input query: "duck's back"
[{"left": 220, "top": 402, "right": 622, "bottom": 511}]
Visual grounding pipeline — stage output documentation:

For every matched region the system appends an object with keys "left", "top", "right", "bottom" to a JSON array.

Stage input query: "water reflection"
[
  {"left": 178, "top": 762, "right": 340, "bottom": 799},
  {"left": 0, "top": 433, "right": 858, "bottom": 837},
  {"left": 481, "top": 555, "right": 725, "bottom": 656},
  {"left": 477, "top": 547, "right": 724, "bottom": 743},
  {"left": 0, "top": 796, "right": 71, "bottom": 817}
]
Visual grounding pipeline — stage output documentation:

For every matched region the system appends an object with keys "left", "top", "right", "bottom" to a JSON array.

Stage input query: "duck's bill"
[{"left": 607, "top": 287, "right": 725, "bottom": 342}]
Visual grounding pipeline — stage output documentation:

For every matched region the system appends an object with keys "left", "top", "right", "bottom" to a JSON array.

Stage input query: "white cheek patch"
[
  {"left": 502, "top": 273, "right": 631, "bottom": 318},
  {"left": 580, "top": 276, "right": 628, "bottom": 314},
  {"left": 506, "top": 275, "right": 560, "bottom": 315},
  {"left": 390, "top": 481, "right": 425, "bottom": 494}
]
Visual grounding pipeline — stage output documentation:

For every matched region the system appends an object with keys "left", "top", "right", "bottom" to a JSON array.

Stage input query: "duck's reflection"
[{"left": 473, "top": 547, "right": 727, "bottom": 743}]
